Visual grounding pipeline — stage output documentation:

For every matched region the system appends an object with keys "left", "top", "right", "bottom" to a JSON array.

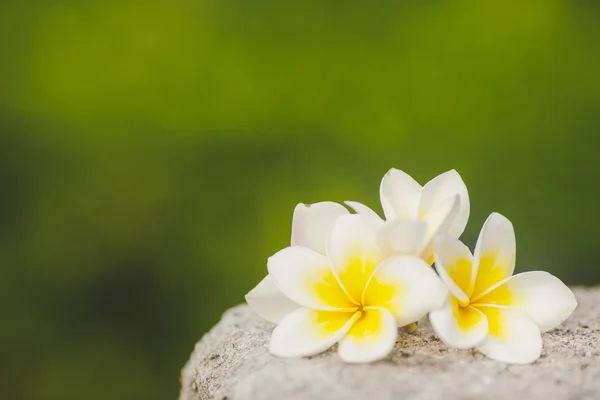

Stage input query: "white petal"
[
  {"left": 472, "top": 271, "right": 577, "bottom": 333},
  {"left": 379, "top": 168, "right": 422, "bottom": 220},
  {"left": 291, "top": 202, "right": 349, "bottom": 254},
  {"left": 337, "top": 307, "right": 398, "bottom": 363},
  {"left": 429, "top": 297, "right": 489, "bottom": 350},
  {"left": 434, "top": 258, "right": 469, "bottom": 306},
  {"left": 475, "top": 305, "right": 542, "bottom": 364},
  {"left": 471, "top": 213, "right": 517, "bottom": 300},
  {"left": 362, "top": 255, "right": 447, "bottom": 326},
  {"left": 376, "top": 218, "right": 428, "bottom": 259},
  {"left": 419, "top": 194, "right": 461, "bottom": 263},
  {"left": 267, "top": 246, "right": 356, "bottom": 311},
  {"left": 269, "top": 308, "right": 360, "bottom": 358},
  {"left": 433, "top": 234, "right": 475, "bottom": 301},
  {"left": 344, "top": 201, "right": 385, "bottom": 228},
  {"left": 327, "top": 214, "right": 382, "bottom": 304},
  {"left": 419, "top": 169, "right": 470, "bottom": 238},
  {"left": 245, "top": 276, "right": 299, "bottom": 323},
  {"left": 421, "top": 194, "right": 461, "bottom": 239}
]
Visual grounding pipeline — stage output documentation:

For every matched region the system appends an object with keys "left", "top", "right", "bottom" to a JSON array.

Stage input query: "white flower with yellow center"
[
  {"left": 429, "top": 213, "right": 577, "bottom": 364},
  {"left": 346, "top": 168, "right": 470, "bottom": 264},
  {"left": 262, "top": 213, "right": 447, "bottom": 363}
]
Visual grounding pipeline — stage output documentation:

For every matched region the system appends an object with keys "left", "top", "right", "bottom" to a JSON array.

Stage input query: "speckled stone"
[{"left": 180, "top": 288, "right": 600, "bottom": 400}]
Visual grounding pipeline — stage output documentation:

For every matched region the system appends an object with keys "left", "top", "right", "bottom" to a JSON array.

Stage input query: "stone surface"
[{"left": 180, "top": 288, "right": 600, "bottom": 400}]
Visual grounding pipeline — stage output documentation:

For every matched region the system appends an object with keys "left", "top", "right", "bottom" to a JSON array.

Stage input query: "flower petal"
[
  {"left": 429, "top": 297, "right": 489, "bottom": 350},
  {"left": 472, "top": 271, "right": 577, "bottom": 332},
  {"left": 433, "top": 259, "right": 469, "bottom": 307},
  {"left": 327, "top": 214, "right": 382, "bottom": 304},
  {"left": 475, "top": 305, "right": 542, "bottom": 364},
  {"left": 471, "top": 213, "right": 517, "bottom": 300},
  {"left": 269, "top": 308, "right": 360, "bottom": 358},
  {"left": 419, "top": 169, "right": 470, "bottom": 238},
  {"left": 344, "top": 201, "right": 385, "bottom": 228},
  {"left": 376, "top": 218, "right": 428, "bottom": 259},
  {"left": 433, "top": 234, "right": 475, "bottom": 301},
  {"left": 267, "top": 246, "right": 356, "bottom": 311},
  {"left": 421, "top": 194, "right": 461, "bottom": 239},
  {"left": 291, "top": 202, "right": 349, "bottom": 254},
  {"left": 245, "top": 276, "right": 299, "bottom": 323},
  {"left": 379, "top": 168, "right": 422, "bottom": 220},
  {"left": 362, "top": 255, "right": 447, "bottom": 326},
  {"left": 337, "top": 307, "right": 398, "bottom": 363},
  {"left": 419, "top": 194, "right": 461, "bottom": 263}
]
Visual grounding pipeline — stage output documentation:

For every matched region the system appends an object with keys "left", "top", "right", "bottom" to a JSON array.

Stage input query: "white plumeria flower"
[
  {"left": 245, "top": 201, "right": 350, "bottom": 323},
  {"left": 429, "top": 213, "right": 577, "bottom": 364},
  {"left": 245, "top": 200, "right": 434, "bottom": 325},
  {"left": 264, "top": 213, "right": 447, "bottom": 363},
  {"left": 346, "top": 168, "right": 470, "bottom": 264}
]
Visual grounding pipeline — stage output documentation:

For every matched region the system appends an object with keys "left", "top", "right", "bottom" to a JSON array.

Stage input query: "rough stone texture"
[{"left": 180, "top": 288, "right": 600, "bottom": 400}]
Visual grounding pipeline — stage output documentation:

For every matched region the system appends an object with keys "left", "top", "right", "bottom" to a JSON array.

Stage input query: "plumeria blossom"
[
  {"left": 429, "top": 213, "right": 577, "bottom": 364},
  {"left": 346, "top": 168, "right": 470, "bottom": 264},
  {"left": 260, "top": 213, "right": 447, "bottom": 363},
  {"left": 245, "top": 201, "right": 350, "bottom": 323},
  {"left": 245, "top": 199, "right": 440, "bottom": 327}
]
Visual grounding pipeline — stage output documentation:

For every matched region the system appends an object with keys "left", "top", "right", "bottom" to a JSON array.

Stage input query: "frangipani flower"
[
  {"left": 264, "top": 214, "right": 447, "bottom": 363},
  {"left": 347, "top": 169, "right": 470, "bottom": 264},
  {"left": 429, "top": 213, "right": 577, "bottom": 364},
  {"left": 246, "top": 201, "right": 350, "bottom": 323}
]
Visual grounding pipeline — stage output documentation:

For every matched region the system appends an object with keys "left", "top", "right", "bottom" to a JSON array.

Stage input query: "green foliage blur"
[{"left": 1, "top": 1, "right": 599, "bottom": 399}]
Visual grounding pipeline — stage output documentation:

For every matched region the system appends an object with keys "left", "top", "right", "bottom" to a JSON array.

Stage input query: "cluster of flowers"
[{"left": 245, "top": 169, "right": 577, "bottom": 364}]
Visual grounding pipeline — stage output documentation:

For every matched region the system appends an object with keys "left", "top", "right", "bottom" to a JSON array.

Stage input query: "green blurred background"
[{"left": 1, "top": 1, "right": 599, "bottom": 399}]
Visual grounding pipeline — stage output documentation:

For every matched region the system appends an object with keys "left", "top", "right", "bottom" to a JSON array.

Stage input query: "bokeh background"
[{"left": 1, "top": 1, "right": 599, "bottom": 399}]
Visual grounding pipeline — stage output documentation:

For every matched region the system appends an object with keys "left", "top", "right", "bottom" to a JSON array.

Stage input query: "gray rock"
[{"left": 180, "top": 288, "right": 600, "bottom": 400}]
